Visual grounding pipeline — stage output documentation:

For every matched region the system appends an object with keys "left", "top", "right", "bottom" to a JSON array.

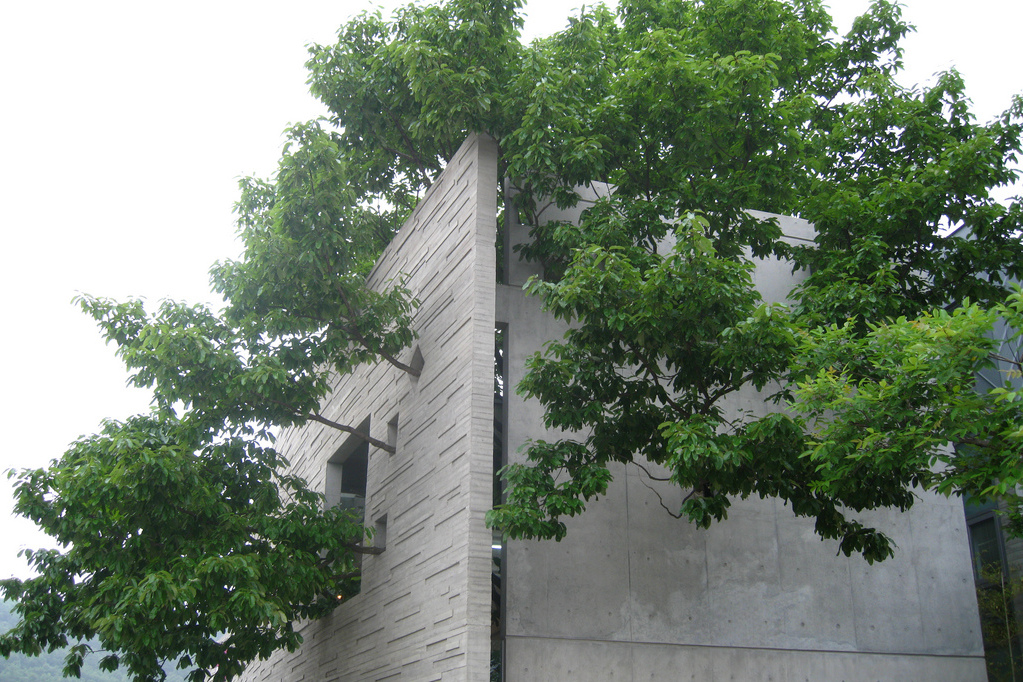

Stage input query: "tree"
[
  {"left": 0, "top": 600, "right": 191, "bottom": 682},
  {"left": 2, "top": 0, "right": 1022, "bottom": 679},
  {"left": 1, "top": 118, "right": 421, "bottom": 680},
  {"left": 485, "top": 0, "right": 1023, "bottom": 563}
]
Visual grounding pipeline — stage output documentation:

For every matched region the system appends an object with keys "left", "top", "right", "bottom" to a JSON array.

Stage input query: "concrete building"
[{"left": 239, "top": 134, "right": 987, "bottom": 681}]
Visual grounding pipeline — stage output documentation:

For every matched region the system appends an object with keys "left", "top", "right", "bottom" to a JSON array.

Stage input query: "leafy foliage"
[
  {"left": 2, "top": 415, "right": 366, "bottom": 681},
  {"left": 486, "top": 0, "right": 1023, "bottom": 565},
  {"left": 792, "top": 287, "right": 1023, "bottom": 524},
  {"left": 0, "top": 600, "right": 191, "bottom": 682},
  {"left": 4, "top": 0, "right": 1023, "bottom": 678}
]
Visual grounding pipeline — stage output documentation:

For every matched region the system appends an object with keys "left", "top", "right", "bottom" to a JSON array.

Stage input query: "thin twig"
[{"left": 631, "top": 460, "right": 696, "bottom": 520}]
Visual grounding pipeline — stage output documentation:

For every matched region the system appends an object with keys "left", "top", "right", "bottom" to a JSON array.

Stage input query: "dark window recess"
[
  {"left": 970, "top": 515, "right": 1003, "bottom": 578},
  {"left": 964, "top": 497, "right": 1023, "bottom": 678},
  {"left": 965, "top": 496, "right": 1005, "bottom": 582},
  {"left": 374, "top": 515, "right": 388, "bottom": 551},
  {"left": 387, "top": 414, "right": 399, "bottom": 452},
  {"left": 326, "top": 420, "right": 370, "bottom": 523},
  {"left": 494, "top": 326, "right": 506, "bottom": 508}
]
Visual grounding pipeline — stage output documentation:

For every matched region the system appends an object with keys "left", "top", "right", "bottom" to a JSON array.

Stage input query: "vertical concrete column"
[{"left": 465, "top": 135, "right": 499, "bottom": 680}]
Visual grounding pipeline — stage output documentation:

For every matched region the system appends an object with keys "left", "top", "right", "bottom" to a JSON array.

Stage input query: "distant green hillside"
[{"left": 1, "top": 601, "right": 192, "bottom": 682}]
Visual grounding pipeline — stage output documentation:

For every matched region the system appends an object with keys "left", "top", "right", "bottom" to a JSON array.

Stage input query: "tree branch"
[
  {"left": 333, "top": 285, "right": 422, "bottom": 377},
  {"left": 631, "top": 459, "right": 672, "bottom": 482},
  {"left": 264, "top": 397, "right": 396, "bottom": 453},
  {"left": 345, "top": 543, "right": 385, "bottom": 555},
  {"left": 632, "top": 349, "right": 687, "bottom": 416},
  {"left": 383, "top": 109, "right": 434, "bottom": 188},
  {"left": 631, "top": 460, "right": 688, "bottom": 519},
  {"left": 958, "top": 435, "right": 993, "bottom": 450},
  {"left": 306, "top": 413, "right": 396, "bottom": 454}
]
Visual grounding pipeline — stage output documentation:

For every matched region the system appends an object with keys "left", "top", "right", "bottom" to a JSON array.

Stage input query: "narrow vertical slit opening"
[
  {"left": 374, "top": 514, "right": 387, "bottom": 552},
  {"left": 387, "top": 413, "right": 399, "bottom": 453},
  {"left": 491, "top": 324, "right": 508, "bottom": 681}
]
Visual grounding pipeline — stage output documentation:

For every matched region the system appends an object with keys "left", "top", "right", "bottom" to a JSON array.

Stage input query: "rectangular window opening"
[{"left": 326, "top": 417, "right": 370, "bottom": 524}]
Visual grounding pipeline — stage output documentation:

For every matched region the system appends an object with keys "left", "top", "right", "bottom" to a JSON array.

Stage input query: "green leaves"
[
  {"left": 217, "top": 120, "right": 420, "bottom": 380},
  {"left": 791, "top": 291, "right": 1023, "bottom": 514},
  {"left": 488, "top": 439, "right": 612, "bottom": 542},
  {"left": 487, "top": 0, "right": 1023, "bottom": 564},
  {"left": 501, "top": 212, "right": 812, "bottom": 540},
  {"left": 792, "top": 71, "right": 1023, "bottom": 324},
  {"left": 2, "top": 415, "right": 364, "bottom": 681}
]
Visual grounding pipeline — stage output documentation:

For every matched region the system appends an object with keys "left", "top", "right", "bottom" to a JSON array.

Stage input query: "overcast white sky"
[{"left": 1, "top": 0, "right": 1020, "bottom": 581}]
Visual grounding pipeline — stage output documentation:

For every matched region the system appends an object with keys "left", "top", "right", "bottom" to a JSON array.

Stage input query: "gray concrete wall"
[
  {"left": 497, "top": 209, "right": 987, "bottom": 680},
  {"left": 240, "top": 133, "right": 498, "bottom": 682},
  {"left": 241, "top": 142, "right": 985, "bottom": 681}
]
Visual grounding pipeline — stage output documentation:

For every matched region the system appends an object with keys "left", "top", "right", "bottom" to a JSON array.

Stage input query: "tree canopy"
[
  {"left": 0, "top": 600, "right": 191, "bottom": 682},
  {"left": 3, "top": 0, "right": 1023, "bottom": 679}
]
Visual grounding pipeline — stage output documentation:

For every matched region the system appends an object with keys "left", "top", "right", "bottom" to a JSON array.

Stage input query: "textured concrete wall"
[
  {"left": 240, "top": 133, "right": 498, "bottom": 682},
  {"left": 497, "top": 209, "right": 987, "bottom": 681}
]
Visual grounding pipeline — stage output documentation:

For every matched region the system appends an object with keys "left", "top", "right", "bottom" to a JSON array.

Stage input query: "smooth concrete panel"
[
  {"left": 540, "top": 481, "right": 634, "bottom": 640},
  {"left": 503, "top": 182, "right": 613, "bottom": 288},
  {"left": 772, "top": 506, "right": 859, "bottom": 652},
  {"left": 506, "top": 636, "right": 985, "bottom": 682},
  {"left": 499, "top": 208, "right": 985, "bottom": 679},
  {"left": 847, "top": 508, "right": 928, "bottom": 653},
  {"left": 910, "top": 502, "right": 984, "bottom": 653},
  {"left": 624, "top": 465, "right": 711, "bottom": 644}
]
